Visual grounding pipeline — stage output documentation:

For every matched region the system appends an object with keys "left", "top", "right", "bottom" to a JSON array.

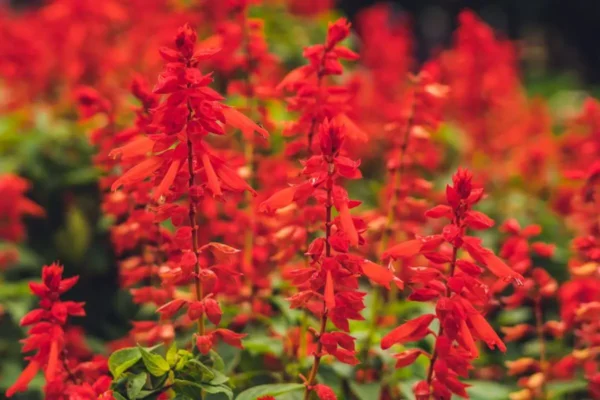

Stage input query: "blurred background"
[{"left": 0, "top": 0, "right": 597, "bottom": 398}]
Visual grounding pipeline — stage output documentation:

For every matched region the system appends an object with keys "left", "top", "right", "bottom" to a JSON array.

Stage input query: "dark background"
[
  {"left": 7, "top": 0, "right": 600, "bottom": 83},
  {"left": 339, "top": 0, "right": 600, "bottom": 84}
]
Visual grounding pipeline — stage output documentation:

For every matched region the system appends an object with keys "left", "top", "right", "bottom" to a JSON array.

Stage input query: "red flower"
[{"left": 7, "top": 263, "right": 87, "bottom": 397}]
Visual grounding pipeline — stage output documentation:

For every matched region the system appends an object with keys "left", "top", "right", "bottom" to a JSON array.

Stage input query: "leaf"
[
  {"left": 236, "top": 383, "right": 305, "bottom": 400},
  {"left": 210, "top": 370, "right": 229, "bottom": 386},
  {"left": 242, "top": 335, "right": 284, "bottom": 357},
  {"left": 138, "top": 346, "right": 170, "bottom": 377},
  {"left": 185, "top": 359, "right": 215, "bottom": 382},
  {"left": 127, "top": 372, "right": 148, "bottom": 399},
  {"left": 108, "top": 347, "right": 142, "bottom": 379},
  {"left": 173, "top": 379, "right": 203, "bottom": 399},
  {"left": 465, "top": 381, "right": 513, "bottom": 400},
  {"left": 348, "top": 381, "right": 382, "bottom": 400},
  {"left": 166, "top": 343, "right": 178, "bottom": 367},
  {"left": 173, "top": 379, "right": 233, "bottom": 400},
  {"left": 547, "top": 380, "right": 588, "bottom": 398},
  {"left": 199, "top": 383, "right": 233, "bottom": 399},
  {"left": 113, "top": 393, "right": 128, "bottom": 400},
  {"left": 210, "top": 350, "right": 225, "bottom": 372}
]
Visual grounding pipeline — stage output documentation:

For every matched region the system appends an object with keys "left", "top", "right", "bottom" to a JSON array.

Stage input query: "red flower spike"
[{"left": 7, "top": 263, "right": 88, "bottom": 397}]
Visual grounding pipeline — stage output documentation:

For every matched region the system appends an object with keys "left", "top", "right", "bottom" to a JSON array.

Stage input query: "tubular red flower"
[{"left": 381, "top": 314, "right": 435, "bottom": 349}]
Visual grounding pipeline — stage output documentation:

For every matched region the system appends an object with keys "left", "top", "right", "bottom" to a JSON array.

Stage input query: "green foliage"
[
  {"left": 108, "top": 343, "right": 233, "bottom": 400},
  {"left": 236, "top": 383, "right": 305, "bottom": 400}
]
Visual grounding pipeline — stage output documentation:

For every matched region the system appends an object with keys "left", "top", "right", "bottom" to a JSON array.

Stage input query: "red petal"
[
  {"left": 337, "top": 202, "right": 358, "bottom": 247},
  {"left": 6, "top": 360, "right": 40, "bottom": 397},
  {"left": 45, "top": 339, "right": 59, "bottom": 381},
  {"left": 361, "top": 260, "right": 394, "bottom": 289},
  {"left": 481, "top": 253, "right": 524, "bottom": 285},
  {"left": 276, "top": 65, "right": 312, "bottom": 92},
  {"left": 381, "top": 314, "right": 435, "bottom": 349},
  {"left": 109, "top": 136, "right": 154, "bottom": 160},
  {"left": 382, "top": 240, "right": 422, "bottom": 261},
  {"left": 213, "top": 329, "right": 246, "bottom": 349},
  {"left": 153, "top": 159, "right": 181, "bottom": 200},
  {"left": 204, "top": 298, "right": 222, "bottom": 325},
  {"left": 464, "top": 210, "right": 495, "bottom": 230},
  {"left": 467, "top": 313, "right": 507, "bottom": 352},
  {"left": 20, "top": 309, "right": 46, "bottom": 326},
  {"left": 424, "top": 205, "right": 453, "bottom": 219},
  {"left": 156, "top": 299, "right": 188, "bottom": 319},
  {"left": 394, "top": 349, "right": 425, "bottom": 368},
  {"left": 201, "top": 153, "right": 222, "bottom": 197},
  {"left": 258, "top": 187, "right": 296, "bottom": 213},
  {"left": 334, "top": 113, "right": 368, "bottom": 143},
  {"left": 215, "top": 163, "right": 255, "bottom": 195},
  {"left": 222, "top": 106, "right": 268, "bottom": 139},
  {"left": 111, "top": 157, "right": 163, "bottom": 191},
  {"left": 325, "top": 270, "right": 336, "bottom": 311}
]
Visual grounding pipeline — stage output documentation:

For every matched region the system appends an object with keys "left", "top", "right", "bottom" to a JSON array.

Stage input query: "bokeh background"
[{"left": 0, "top": 0, "right": 597, "bottom": 398}]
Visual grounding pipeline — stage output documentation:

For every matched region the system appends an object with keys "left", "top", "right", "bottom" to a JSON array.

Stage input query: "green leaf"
[
  {"left": 126, "top": 372, "right": 147, "bottom": 399},
  {"left": 236, "top": 383, "right": 305, "bottom": 400},
  {"left": 243, "top": 335, "right": 284, "bottom": 357},
  {"left": 138, "top": 346, "right": 170, "bottom": 377},
  {"left": 466, "top": 380, "right": 513, "bottom": 400},
  {"left": 173, "top": 379, "right": 233, "bottom": 400},
  {"left": 185, "top": 359, "right": 215, "bottom": 382},
  {"left": 348, "top": 381, "right": 381, "bottom": 400},
  {"left": 173, "top": 379, "right": 204, "bottom": 399},
  {"left": 199, "top": 383, "right": 233, "bottom": 399},
  {"left": 113, "top": 393, "right": 128, "bottom": 400},
  {"left": 109, "top": 348, "right": 142, "bottom": 379},
  {"left": 210, "top": 350, "right": 225, "bottom": 372},
  {"left": 210, "top": 369, "right": 229, "bottom": 386},
  {"left": 166, "top": 343, "right": 178, "bottom": 367},
  {"left": 547, "top": 380, "right": 588, "bottom": 398}
]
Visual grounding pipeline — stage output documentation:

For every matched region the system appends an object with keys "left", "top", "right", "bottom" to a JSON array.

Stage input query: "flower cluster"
[
  {"left": 381, "top": 169, "right": 523, "bottom": 399},
  {"left": 261, "top": 120, "right": 392, "bottom": 398},
  {"left": 278, "top": 18, "right": 366, "bottom": 156},
  {"left": 494, "top": 220, "right": 561, "bottom": 399},
  {"left": 7, "top": 263, "right": 109, "bottom": 399},
  {"left": 0, "top": 174, "right": 44, "bottom": 270},
  {"left": 111, "top": 23, "right": 266, "bottom": 354}
]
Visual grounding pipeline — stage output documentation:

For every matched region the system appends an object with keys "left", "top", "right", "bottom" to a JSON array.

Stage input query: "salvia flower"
[
  {"left": 7, "top": 263, "right": 88, "bottom": 397},
  {"left": 381, "top": 168, "right": 523, "bottom": 399}
]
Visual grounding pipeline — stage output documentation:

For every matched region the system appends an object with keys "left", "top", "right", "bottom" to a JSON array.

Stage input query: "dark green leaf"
[
  {"left": 185, "top": 359, "right": 215, "bottom": 382},
  {"left": 126, "top": 372, "right": 147, "bottom": 399},
  {"left": 210, "top": 350, "right": 225, "bottom": 372}
]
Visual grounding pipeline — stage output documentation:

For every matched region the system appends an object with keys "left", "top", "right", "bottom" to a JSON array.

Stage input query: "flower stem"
[
  {"left": 303, "top": 163, "right": 334, "bottom": 400},
  {"left": 426, "top": 245, "right": 458, "bottom": 394},
  {"left": 186, "top": 131, "right": 204, "bottom": 336}
]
